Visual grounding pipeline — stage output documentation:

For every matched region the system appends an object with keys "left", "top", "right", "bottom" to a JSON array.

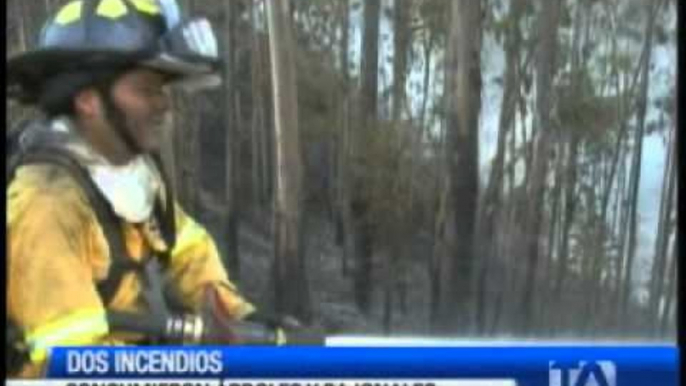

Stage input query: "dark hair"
[{"left": 36, "top": 68, "right": 128, "bottom": 118}]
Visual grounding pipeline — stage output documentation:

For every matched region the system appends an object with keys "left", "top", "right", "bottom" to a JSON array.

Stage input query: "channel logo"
[{"left": 549, "top": 360, "right": 616, "bottom": 386}]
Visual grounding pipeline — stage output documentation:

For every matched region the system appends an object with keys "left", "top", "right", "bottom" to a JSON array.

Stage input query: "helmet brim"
[
  {"left": 143, "top": 52, "right": 221, "bottom": 79},
  {"left": 8, "top": 49, "right": 130, "bottom": 87},
  {"left": 7, "top": 48, "right": 222, "bottom": 99}
]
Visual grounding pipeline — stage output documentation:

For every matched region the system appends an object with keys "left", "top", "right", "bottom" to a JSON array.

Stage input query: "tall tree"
[
  {"left": 353, "top": 0, "right": 381, "bottom": 314},
  {"left": 335, "top": 0, "right": 356, "bottom": 277},
  {"left": 380, "top": 0, "right": 413, "bottom": 335},
  {"left": 659, "top": 236, "right": 677, "bottom": 336},
  {"left": 391, "top": 0, "right": 411, "bottom": 124},
  {"left": 553, "top": 0, "right": 588, "bottom": 333},
  {"left": 519, "top": 0, "right": 561, "bottom": 334},
  {"left": 649, "top": 126, "right": 675, "bottom": 334},
  {"left": 249, "top": 1, "right": 268, "bottom": 208},
  {"left": 221, "top": 0, "right": 242, "bottom": 279},
  {"left": 475, "top": 0, "right": 527, "bottom": 334},
  {"left": 266, "top": 0, "right": 311, "bottom": 321},
  {"left": 619, "top": 0, "right": 660, "bottom": 326},
  {"left": 432, "top": 0, "right": 482, "bottom": 334}
]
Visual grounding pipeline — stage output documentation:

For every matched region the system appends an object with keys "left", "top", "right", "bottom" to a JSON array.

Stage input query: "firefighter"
[{"left": 7, "top": 0, "right": 299, "bottom": 377}]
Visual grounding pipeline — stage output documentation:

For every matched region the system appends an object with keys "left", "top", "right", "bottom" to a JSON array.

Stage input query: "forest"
[{"left": 6, "top": 0, "right": 677, "bottom": 340}]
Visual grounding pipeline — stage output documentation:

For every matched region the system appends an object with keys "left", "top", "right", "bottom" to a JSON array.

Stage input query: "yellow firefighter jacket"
[{"left": 7, "top": 160, "right": 255, "bottom": 377}]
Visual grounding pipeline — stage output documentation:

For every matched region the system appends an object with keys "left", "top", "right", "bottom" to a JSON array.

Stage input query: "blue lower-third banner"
[{"left": 37, "top": 346, "right": 677, "bottom": 386}]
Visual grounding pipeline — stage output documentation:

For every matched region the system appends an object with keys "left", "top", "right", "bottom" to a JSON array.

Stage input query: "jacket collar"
[{"left": 49, "top": 117, "right": 164, "bottom": 223}]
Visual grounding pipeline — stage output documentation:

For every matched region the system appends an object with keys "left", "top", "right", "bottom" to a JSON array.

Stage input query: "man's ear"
[{"left": 73, "top": 88, "right": 102, "bottom": 118}]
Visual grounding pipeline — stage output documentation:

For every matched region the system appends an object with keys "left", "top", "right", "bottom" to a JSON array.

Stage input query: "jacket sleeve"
[
  {"left": 7, "top": 170, "right": 125, "bottom": 374},
  {"left": 164, "top": 203, "right": 255, "bottom": 319}
]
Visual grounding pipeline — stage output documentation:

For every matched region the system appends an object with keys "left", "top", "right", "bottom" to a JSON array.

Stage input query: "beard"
[
  {"left": 104, "top": 96, "right": 172, "bottom": 154},
  {"left": 97, "top": 80, "right": 172, "bottom": 157},
  {"left": 151, "top": 112, "right": 173, "bottom": 137},
  {"left": 101, "top": 91, "right": 143, "bottom": 154},
  {"left": 141, "top": 112, "right": 173, "bottom": 151}
]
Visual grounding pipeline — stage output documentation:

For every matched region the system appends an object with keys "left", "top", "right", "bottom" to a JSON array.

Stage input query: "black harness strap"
[
  {"left": 11, "top": 147, "right": 135, "bottom": 304},
  {"left": 8, "top": 146, "right": 175, "bottom": 306},
  {"left": 150, "top": 152, "right": 177, "bottom": 256}
]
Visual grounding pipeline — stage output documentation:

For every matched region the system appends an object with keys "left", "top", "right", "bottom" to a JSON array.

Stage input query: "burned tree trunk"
[
  {"left": 266, "top": 0, "right": 311, "bottom": 321},
  {"left": 432, "top": 0, "right": 482, "bottom": 334},
  {"left": 220, "top": 0, "right": 242, "bottom": 280},
  {"left": 353, "top": 0, "right": 381, "bottom": 314},
  {"left": 519, "top": 0, "right": 561, "bottom": 334},
  {"left": 335, "top": 0, "right": 356, "bottom": 277}
]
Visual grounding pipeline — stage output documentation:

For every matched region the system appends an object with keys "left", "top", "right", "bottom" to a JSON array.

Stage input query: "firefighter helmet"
[{"left": 8, "top": 0, "right": 221, "bottom": 103}]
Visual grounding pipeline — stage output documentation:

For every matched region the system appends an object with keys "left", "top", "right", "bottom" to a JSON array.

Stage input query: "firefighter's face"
[{"left": 106, "top": 68, "right": 172, "bottom": 153}]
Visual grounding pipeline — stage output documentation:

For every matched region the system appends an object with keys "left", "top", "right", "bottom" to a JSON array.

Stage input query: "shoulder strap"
[
  {"left": 9, "top": 147, "right": 141, "bottom": 305},
  {"left": 150, "top": 153, "right": 177, "bottom": 254}
]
